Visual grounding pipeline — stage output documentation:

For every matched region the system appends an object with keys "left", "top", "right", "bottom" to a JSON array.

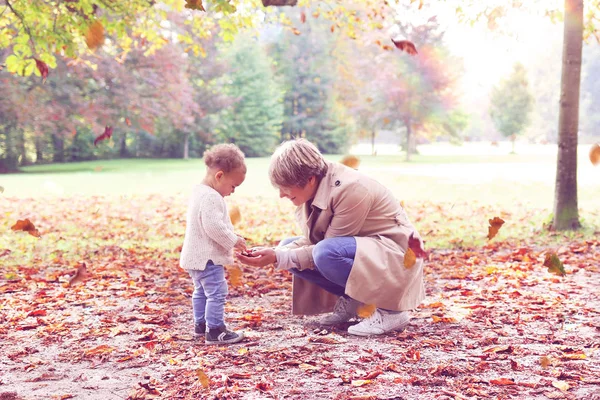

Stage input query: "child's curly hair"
[{"left": 203, "top": 143, "right": 246, "bottom": 173}]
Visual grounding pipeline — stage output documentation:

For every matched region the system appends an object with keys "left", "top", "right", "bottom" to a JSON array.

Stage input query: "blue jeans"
[
  {"left": 280, "top": 236, "right": 356, "bottom": 297},
  {"left": 188, "top": 261, "right": 228, "bottom": 329}
]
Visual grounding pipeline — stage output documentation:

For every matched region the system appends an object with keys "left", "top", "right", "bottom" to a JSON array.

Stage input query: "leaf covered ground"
[{"left": 1, "top": 195, "right": 600, "bottom": 400}]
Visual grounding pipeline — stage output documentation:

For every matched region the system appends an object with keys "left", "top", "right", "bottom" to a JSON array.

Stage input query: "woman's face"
[{"left": 278, "top": 176, "right": 318, "bottom": 206}]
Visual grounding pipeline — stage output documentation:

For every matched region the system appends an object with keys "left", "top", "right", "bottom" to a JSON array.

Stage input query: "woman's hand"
[{"left": 236, "top": 247, "right": 277, "bottom": 267}]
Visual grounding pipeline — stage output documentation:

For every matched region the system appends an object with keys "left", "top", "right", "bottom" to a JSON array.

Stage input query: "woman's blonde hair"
[
  {"left": 203, "top": 143, "right": 246, "bottom": 173},
  {"left": 269, "top": 139, "right": 327, "bottom": 188}
]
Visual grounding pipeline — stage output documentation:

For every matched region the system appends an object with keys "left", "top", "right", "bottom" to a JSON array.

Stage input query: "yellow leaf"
[
  {"left": 552, "top": 380, "right": 570, "bottom": 392},
  {"left": 351, "top": 379, "right": 373, "bottom": 387},
  {"left": 238, "top": 347, "right": 248, "bottom": 355},
  {"left": 85, "top": 21, "right": 105, "bottom": 50},
  {"left": 486, "top": 216, "right": 505, "bottom": 240},
  {"left": 197, "top": 369, "right": 209, "bottom": 388},
  {"left": 356, "top": 303, "right": 376, "bottom": 318},
  {"left": 229, "top": 205, "right": 241, "bottom": 226},
  {"left": 340, "top": 155, "right": 360, "bottom": 169},
  {"left": 543, "top": 253, "right": 566, "bottom": 276},
  {"left": 228, "top": 266, "right": 243, "bottom": 287},
  {"left": 404, "top": 248, "right": 416, "bottom": 268}
]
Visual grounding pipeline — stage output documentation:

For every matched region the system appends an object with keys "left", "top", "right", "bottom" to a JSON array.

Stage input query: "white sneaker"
[
  {"left": 347, "top": 309, "right": 410, "bottom": 336},
  {"left": 318, "top": 296, "right": 360, "bottom": 325}
]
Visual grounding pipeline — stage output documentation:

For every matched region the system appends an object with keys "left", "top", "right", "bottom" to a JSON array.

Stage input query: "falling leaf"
[
  {"left": 85, "top": 21, "right": 105, "bottom": 50},
  {"left": 490, "top": 378, "right": 515, "bottom": 385},
  {"left": 404, "top": 248, "right": 417, "bottom": 268},
  {"left": 330, "top": 25, "right": 335, "bottom": 33},
  {"left": 197, "top": 369, "right": 209, "bottom": 388},
  {"left": 543, "top": 253, "right": 566, "bottom": 276},
  {"left": 391, "top": 39, "right": 418, "bottom": 55},
  {"left": 68, "top": 262, "right": 91, "bottom": 286},
  {"left": 408, "top": 232, "right": 427, "bottom": 258},
  {"left": 590, "top": 143, "right": 600, "bottom": 165},
  {"left": 486, "top": 216, "right": 505, "bottom": 240},
  {"left": 357, "top": 303, "right": 376, "bottom": 318},
  {"left": 292, "top": 28, "right": 301, "bottom": 35},
  {"left": 0, "top": 186, "right": 3, "bottom": 193},
  {"left": 185, "top": 0, "right": 206, "bottom": 11},
  {"left": 300, "top": 11, "right": 306, "bottom": 23},
  {"left": 94, "top": 126, "right": 113, "bottom": 146},
  {"left": 11, "top": 219, "right": 41, "bottom": 238},
  {"left": 125, "top": 118, "right": 132, "bottom": 126},
  {"left": 229, "top": 205, "right": 242, "bottom": 226},
  {"left": 340, "top": 155, "right": 360, "bottom": 169},
  {"left": 383, "top": 117, "right": 391, "bottom": 125},
  {"left": 34, "top": 58, "right": 49, "bottom": 83},
  {"left": 552, "top": 380, "right": 570, "bottom": 391},
  {"left": 229, "top": 266, "right": 243, "bottom": 287}
]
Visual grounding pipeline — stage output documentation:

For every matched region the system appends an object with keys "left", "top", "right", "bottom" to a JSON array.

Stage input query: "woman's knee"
[{"left": 312, "top": 238, "right": 338, "bottom": 269}]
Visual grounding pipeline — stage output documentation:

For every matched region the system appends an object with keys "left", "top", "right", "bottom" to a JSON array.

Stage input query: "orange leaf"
[
  {"left": 125, "top": 118, "right": 132, "bottom": 126},
  {"left": 229, "top": 205, "right": 242, "bottom": 226},
  {"left": 404, "top": 248, "right": 417, "bottom": 268},
  {"left": 68, "top": 262, "right": 91, "bottom": 287},
  {"left": 34, "top": 59, "right": 49, "bottom": 83},
  {"left": 490, "top": 378, "right": 515, "bottom": 385},
  {"left": 540, "top": 356, "right": 552, "bottom": 368},
  {"left": 229, "top": 266, "right": 243, "bottom": 287},
  {"left": 308, "top": 336, "right": 345, "bottom": 344},
  {"left": 486, "top": 216, "right": 505, "bottom": 240},
  {"left": 357, "top": 303, "right": 376, "bottom": 318},
  {"left": 589, "top": 143, "right": 600, "bottom": 166},
  {"left": 340, "top": 155, "right": 360, "bottom": 169},
  {"left": 197, "top": 369, "right": 209, "bottom": 387},
  {"left": 300, "top": 11, "right": 306, "bottom": 23},
  {"left": 11, "top": 218, "right": 41, "bottom": 238},
  {"left": 85, "top": 21, "right": 105, "bottom": 50},
  {"left": 292, "top": 28, "right": 301, "bottom": 35},
  {"left": 391, "top": 39, "right": 418, "bottom": 55}
]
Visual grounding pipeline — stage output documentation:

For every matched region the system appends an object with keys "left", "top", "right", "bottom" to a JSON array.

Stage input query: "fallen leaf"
[
  {"left": 68, "top": 262, "right": 91, "bottom": 286},
  {"left": 11, "top": 219, "right": 41, "bottom": 238},
  {"left": 185, "top": 0, "right": 206, "bottom": 11},
  {"left": 197, "top": 369, "right": 209, "bottom": 388},
  {"left": 363, "top": 370, "right": 383, "bottom": 379},
  {"left": 351, "top": 379, "right": 373, "bottom": 387},
  {"left": 540, "top": 356, "right": 551, "bottom": 368},
  {"left": 490, "top": 378, "right": 515, "bottom": 385},
  {"left": 229, "top": 205, "right": 241, "bottom": 226},
  {"left": 408, "top": 232, "right": 427, "bottom": 258},
  {"left": 391, "top": 39, "right": 418, "bottom": 55},
  {"left": 589, "top": 143, "right": 600, "bottom": 166},
  {"left": 308, "top": 336, "right": 345, "bottom": 344},
  {"left": 237, "top": 347, "right": 248, "bottom": 355},
  {"left": 94, "top": 126, "right": 113, "bottom": 146},
  {"left": 404, "top": 248, "right": 417, "bottom": 268},
  {"left": 543, "top": 253, "right": 566, "bottom": 276},
  {"left": 357, "top": 303, "right": 376, "bottom": 318},
  {"left": 228, "top": 266, "right": 243, "bottom": 287},
  {"left": 340, "top": 155, "right": 360, "bottom": 169},
  {"left": 552, "top": 380, "right": 570, "bottom": 391},
  {"left": 34, "top": 58, "right": 49, "bottom": 83},
  {"left": 487, "top": 217, "right": 505, "bottom": 240},
  {"left": 85, "top": 21, "right": 105, "bottom": 50}
]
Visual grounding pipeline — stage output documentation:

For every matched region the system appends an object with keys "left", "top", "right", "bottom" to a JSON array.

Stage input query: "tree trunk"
[
  {"left": 119, "top": 133, "right": 129, "bottom": 158},
  {"left": 183, "top": 132, "right": 190, "bottom": 159},
  {"left": 35, "top": 137, "right": 44, "bottom": 164},
  {"left": 52, "top": 133, "right": 65, "bottom": 162},
  {"left": 371, "top": 130, "right": 376, "bottom": 156},
  {"left": 552, "top": 0, "right": 583, "bottom": 231},
  {"left": 405, "top": 123, "right": 412, "bottom": 162},
  {"left": 17, "top": 130, "right": 29, "bottom": 166}
]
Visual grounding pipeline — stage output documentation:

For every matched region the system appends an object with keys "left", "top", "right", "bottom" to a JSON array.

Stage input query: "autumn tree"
[
  {"left": 215, "top": 35, "right": 284, "bottom": 156},
  {"left": 489, "top": 62, "right": 534, "bottom": 153}
]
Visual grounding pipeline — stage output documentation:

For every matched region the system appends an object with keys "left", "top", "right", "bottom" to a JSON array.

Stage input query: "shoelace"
[
  {"left": 334, "top": 298, "right": 349, "bottom": 314},
  {"left": 364, "top": 310, "right": 383, "bottom": 327}
]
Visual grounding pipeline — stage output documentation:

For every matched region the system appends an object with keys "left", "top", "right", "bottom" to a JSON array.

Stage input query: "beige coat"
[{"left": 284, "top": 162, "right": 425, "bottom": 315}]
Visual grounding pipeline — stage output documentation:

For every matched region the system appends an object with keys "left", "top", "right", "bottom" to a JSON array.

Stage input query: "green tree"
[
  {"left": 216, "top": 36, "right": 283, "bottom": 157},
  {"left": 489, "top": 62, "right": 534, "bottom": 153}
]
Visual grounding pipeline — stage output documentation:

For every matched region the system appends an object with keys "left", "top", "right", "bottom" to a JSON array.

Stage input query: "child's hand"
[{"left": 234, "top": 236, "right": 247, "bottom": 252}]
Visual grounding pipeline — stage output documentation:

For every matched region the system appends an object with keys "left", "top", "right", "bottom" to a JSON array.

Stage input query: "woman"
[{"left": 236, "top": 139, "right": 425, "bottom": 336}]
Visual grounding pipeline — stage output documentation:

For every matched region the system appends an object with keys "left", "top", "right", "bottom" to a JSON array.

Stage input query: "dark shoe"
[
  {"left": 205, "top": 325, "right": 244, "bottom": 345},
  {"left": 195, "top": 322, "right": 206, "bottom": 335}
]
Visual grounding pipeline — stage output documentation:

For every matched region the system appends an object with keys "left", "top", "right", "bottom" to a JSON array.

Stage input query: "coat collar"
[{"left": 311, "top": 161, "right": 336, "bottom": 210}]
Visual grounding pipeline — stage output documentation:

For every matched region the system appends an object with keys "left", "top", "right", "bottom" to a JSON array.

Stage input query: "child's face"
[{"left": 214, "top": 167, "right": 246, "bottom": 197}]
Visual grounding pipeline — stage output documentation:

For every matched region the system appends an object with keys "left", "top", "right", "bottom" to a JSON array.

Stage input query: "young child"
[{"left": 179, "top": 143, "right": 247, "bottom": 344}]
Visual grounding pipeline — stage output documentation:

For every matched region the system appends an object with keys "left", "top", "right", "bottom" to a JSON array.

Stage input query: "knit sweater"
[{"left": 179, "top": 184, "right": 239, "bottom": 271}]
